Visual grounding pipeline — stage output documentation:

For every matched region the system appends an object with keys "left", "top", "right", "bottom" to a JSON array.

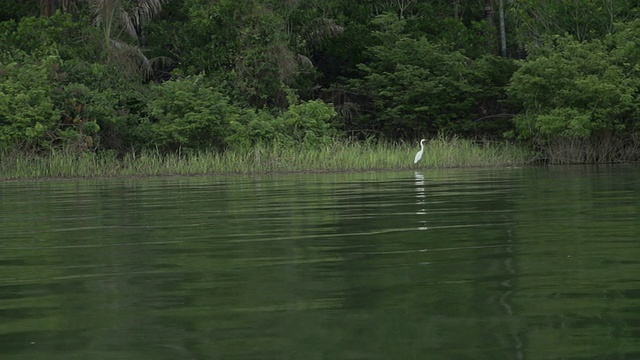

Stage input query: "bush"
[
  {"left": 507, "top": 33, "right": 640, "bottom": 162},
  {"left": 49, "top": 82, "right": 110, "bottom": 151},
  {"left": 277, "top": 99, "right": 338, "bottom": 145},
  {"left": 508, "top": 35, "right": 637, "bottom": 140},
  {"left": 0, "top": 56, "right": 61, "bottom": 149},
  {"left": 0, "top": 13, "right": 90, "bottom": 61},
  {"left": 0, "top": 53, "right": 133, "bottom": 152},
  {"left": 226, "top": 98, "right": 337, "bottom": 149},
  {"left": 144, "top": 75, "right": 240, "bottom": 151}
]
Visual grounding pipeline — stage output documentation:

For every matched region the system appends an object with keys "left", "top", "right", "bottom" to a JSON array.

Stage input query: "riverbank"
[{"left": 0, "top": 139, "right": 535, "bottom": 180}]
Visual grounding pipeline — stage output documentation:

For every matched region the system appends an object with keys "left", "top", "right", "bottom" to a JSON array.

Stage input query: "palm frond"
[
  {"left": 310, "top": 18, "right": 344, "bottom": 40},
  {"left": 297, "top": 54, "right": 314, "bottom": 69},
  {"left": 88, "top": 0, "right": 170, "bottom": 81},
  {"left": 119, "top": 8, "right": 138, "bottom": 39},
  {"left": 136, "top": 0, "right": 167, "bottom": 20},
  {"left": 149, "top": 56, "right": 174, "bottom": 70}
]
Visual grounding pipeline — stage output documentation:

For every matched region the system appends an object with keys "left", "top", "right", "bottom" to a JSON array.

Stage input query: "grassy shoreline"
[{"left": 0, "top": 139, "right": 535, "bottom": 180}]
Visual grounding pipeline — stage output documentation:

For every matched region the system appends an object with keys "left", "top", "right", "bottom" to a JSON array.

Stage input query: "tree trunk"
[
  {"left": 485, "top": 0, "right": 495, "bottom": 28},
  {"left": 485, "top": 0, "right": 495, "bottom": 52},
  {"left": 40, "top": 0, "right": 57, "bottom": 16},
  {"left": 40, "top": 0, "right": 76, "bottom": 16},
  {"left": 499, "top": 0, "right": 506, "bottom": 57},
  {"left": 452, "top": 0, "right": 460, "bottom": 20}
]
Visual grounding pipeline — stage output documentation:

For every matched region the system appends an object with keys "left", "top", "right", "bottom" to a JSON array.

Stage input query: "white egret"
[{"left": 414, "top": 139, "right": 427, "bottom": 164}]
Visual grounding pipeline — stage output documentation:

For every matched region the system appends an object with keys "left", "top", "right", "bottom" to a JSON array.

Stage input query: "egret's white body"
[{"left": 414, "top": 139, "right": 427, "bottom": 164}]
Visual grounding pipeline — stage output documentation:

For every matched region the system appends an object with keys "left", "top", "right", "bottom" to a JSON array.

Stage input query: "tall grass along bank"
[{"left": 0, "top": 139, "right": 533, "bottom": 180}]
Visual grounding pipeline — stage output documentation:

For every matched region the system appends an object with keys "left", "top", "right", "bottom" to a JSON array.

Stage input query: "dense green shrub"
[
  {"left": 0, "top": 56, "right": 60, "bottom": 149},
  {"left": 0, "top": 54, "right": 337, "bottom": 153},
  {"left": 54, "top": 59, "right": 150, "bottom": 151},
  {"left": 227, "top": 98, "right": 338, "bottom": 149},
  {"left": 49, "top": 82, "right": 114, "bottom": 151},
  {"left": 508, "top": 33, "right": 640, "bottom": 162},
  {"left": 277, "top": 99, "right": 338, "bottom": 145},
  {"left": 0, "top": 53, "right": 131, "bottom": 152},
  {"left": 0, "top": 12, "right": 90, "bottom": 61},
  {"left": 138, "top": 74, "right": 338, "bottom": 151},
  {"left": 508, "top": 36, "right": 637, "bottom": 140},
  {"left": 144, "top": 75, "right": 239, "bottom": 151}
]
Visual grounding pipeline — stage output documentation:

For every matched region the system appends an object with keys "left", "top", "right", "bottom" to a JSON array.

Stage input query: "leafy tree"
[
  {"left": 509, "top": 0, "right": 640, "bottom": 43},
  {"left": 508, "top": 34, "right": 640, "bottom": 161},
  {"left": 153, "top": 0, "right": 343, "bottom": 108},
  {"left": 341, "top": 14, "right": 483, "bottom": 138},
  {"left": 160, "top": 0, "right": 293, "bottom": 107}
]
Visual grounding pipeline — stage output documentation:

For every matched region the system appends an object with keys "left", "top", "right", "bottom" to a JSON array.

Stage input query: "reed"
[{"left": 0, "top": 138, "right": 534, "bottom": 179}]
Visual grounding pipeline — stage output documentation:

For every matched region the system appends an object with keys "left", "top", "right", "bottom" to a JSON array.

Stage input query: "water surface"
[{"left": 1, "top": 165, "right": 639, "bottom": 359}]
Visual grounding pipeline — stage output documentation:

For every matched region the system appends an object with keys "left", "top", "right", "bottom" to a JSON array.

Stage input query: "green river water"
[{"left": 1, "top": 165, "right": 639, "bottom": 359}]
